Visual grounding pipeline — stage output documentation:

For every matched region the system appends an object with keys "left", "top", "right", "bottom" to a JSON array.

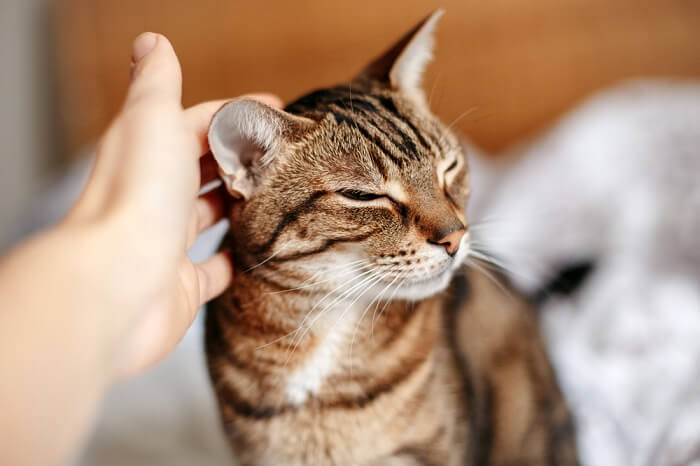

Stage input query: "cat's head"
[{"left": 209, "top": 9, "right": 470, "bottom": 301}]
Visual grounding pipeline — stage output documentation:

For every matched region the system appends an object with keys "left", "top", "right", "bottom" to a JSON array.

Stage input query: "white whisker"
[
  {"left": 265, "top": 259, "right": 369, "bottom": 296},
  {"left": 283, "top": 268, "right": 381, "bottom": 366},
  {"left": 348, "top": 270, "right": 395, "bottom": 373},
  {"left": 244, "top": 241, "right": 292, "bottom": 272}
]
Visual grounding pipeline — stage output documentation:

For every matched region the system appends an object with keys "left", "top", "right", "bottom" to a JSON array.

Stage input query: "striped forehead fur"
[{"left": 285, "top": 84, "right": 451, "bottom": 173}]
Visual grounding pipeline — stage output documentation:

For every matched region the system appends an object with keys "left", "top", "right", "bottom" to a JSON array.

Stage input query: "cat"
[{"left": 204, "top": 10, "right": 578, "bottom": 466}]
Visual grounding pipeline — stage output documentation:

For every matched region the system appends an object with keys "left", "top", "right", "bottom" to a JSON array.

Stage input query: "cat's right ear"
[
  {"left": 358, "top": 9, "right": 444, "bottom": 98},
  {"left": 208, "top": 99, "right": 314, "bottom": 199}
]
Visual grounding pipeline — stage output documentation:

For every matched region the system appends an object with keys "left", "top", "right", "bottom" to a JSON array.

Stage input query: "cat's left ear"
[
  {"left": 358, "top": 8, "right": 444, "bottom": 97},
  {"left": 208, "top": 99, "right": 315, "bottom": 200}
]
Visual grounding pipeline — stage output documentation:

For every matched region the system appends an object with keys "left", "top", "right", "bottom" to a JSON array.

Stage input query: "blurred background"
[
  {"left": 2, "top": 2, "right": 700, "bottom": 466},
  {"left": 2, "top": 0, "right": 700, "bottom": 250}
]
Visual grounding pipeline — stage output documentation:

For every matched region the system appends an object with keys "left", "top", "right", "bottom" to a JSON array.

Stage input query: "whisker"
[
  {"left": 436, "top": 107, "right": 477, "bottom": 148},
  {"left": 283, "top": 268, "right": 381, "bottom": 366},
  {"left": 372, "top": 271, "right": 409, "bottom": 331},
  {"left": 244, "top": 242, "right": 292, "bottom": 272},
  {"left": 255, "top": 265, "right": 374, "bottom": 351},
  {"left": 283, "top": 270, "right": 381, "bottom": 365},
  {"left": 348, "top": 270, "right": 394, "bottom": 374},
  {"left": 371, "top": 271, "right": 406, "bottom": 333},
  {"left": 464, "top": 257, "right": 514, "bottom": 301},
  {"left": 341, "top": 273, "right": 389, "bottom": 376},
  {"left": 264, "top": 259, "right": 369, "bottom": 296}
]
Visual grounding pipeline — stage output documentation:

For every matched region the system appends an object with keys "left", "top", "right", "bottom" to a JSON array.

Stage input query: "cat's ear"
[
  {"left": 208, "top": 99, "right": 314, "bottom": 199},
  {"left": 359, "top": 9, "right": 444, "bottom": 94}
]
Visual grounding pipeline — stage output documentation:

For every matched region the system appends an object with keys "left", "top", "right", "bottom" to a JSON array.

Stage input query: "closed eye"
[
  {"left": 443, "top": 159, "right": 461, "bottom": 206},
  {"left": 337, "top": 189, "right": 384, "bottom": 201}
]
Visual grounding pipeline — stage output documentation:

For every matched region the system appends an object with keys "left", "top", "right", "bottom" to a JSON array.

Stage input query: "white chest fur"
[{"left": 284, "top": 305, "right": 361, "bottom": 405}]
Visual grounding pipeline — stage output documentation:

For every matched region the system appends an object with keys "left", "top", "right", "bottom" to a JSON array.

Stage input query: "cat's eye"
[
  {"left": 444, "top": 159, "right": 458, "bottom": 174},
  {"left": 337, "top": 189, "right": 384, "bottom": 201}
]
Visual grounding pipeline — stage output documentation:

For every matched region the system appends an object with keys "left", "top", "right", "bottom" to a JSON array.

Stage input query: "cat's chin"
[
  {"left": 393, "top": 271, "right": 455, "bottom": 301},
  {"left": 367, "top": 245, "right": 469, "bottom": 302},
  {"left": 370, "top": 264, "right": 459, "bottom": 302}
]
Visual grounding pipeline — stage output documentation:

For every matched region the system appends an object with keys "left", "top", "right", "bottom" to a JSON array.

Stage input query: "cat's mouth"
[
  {"left": 367, "top": 256, "right": 462, "bottom": 301},
  {"left": 376, "top": 267, "right": 454, "bottom": 301},
  {"left": 369, "top": 239, "right": 469, "bottom": 301}
]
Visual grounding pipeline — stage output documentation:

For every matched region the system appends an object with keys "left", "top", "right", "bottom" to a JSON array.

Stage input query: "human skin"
[{"left": 0, "top": 33, "right": 281, "bottom": 466}]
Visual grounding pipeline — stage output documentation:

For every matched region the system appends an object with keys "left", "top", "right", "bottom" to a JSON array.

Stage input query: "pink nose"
[{"left": 436, "top": 228, "right": 466, "bottom": 256}]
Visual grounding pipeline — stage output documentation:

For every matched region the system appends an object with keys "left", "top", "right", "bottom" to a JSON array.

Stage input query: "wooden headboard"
[{"left": 54, "top": 0, "right": 700, "bottom": 157}]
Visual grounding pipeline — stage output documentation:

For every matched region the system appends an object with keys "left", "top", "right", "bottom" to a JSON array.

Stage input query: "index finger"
[{"left": 184, "top": 93, "right": 284, "bottom": 155}]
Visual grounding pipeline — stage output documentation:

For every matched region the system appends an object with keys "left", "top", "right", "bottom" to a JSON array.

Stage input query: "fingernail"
[{"left": 131, "top": 32, "right": 157, "bottom": 63}]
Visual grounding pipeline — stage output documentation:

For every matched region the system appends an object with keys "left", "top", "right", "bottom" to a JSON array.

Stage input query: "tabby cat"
[{"left": 205, "top": 10, "right": 578, "bottom": 466}]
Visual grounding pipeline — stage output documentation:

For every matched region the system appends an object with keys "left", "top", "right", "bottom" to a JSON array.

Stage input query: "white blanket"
[{"left": 470, "top": 80, "right": 700, "bottom": 466}]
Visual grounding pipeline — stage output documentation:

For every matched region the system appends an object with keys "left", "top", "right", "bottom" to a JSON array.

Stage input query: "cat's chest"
[{"left": 284, "top": 304, "right": 363, "bottom": 405}]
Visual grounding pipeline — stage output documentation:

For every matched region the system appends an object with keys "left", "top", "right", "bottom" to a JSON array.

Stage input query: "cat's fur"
[{"left": 205, "top": 11, "right": 578, "bottom": 465}]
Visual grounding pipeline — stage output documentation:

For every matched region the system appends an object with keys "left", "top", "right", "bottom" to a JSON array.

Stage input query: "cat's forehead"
[{"left": 286, "top": 84, "right": 458, "bottom": 171}]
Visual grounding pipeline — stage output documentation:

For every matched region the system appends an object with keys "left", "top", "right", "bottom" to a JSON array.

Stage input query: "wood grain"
[{"left": 53, "top": 0, "right": 700, "bottom": 157}]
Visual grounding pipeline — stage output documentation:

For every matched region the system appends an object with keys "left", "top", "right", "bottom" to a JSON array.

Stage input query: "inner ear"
[
  {"left": 208, "top": 99, "right": 314, "bottom": 200},
  {"left": 358, "top": 9, "right": 444, "bottom": 93}
]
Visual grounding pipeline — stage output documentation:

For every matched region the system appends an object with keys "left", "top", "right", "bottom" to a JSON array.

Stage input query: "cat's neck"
[
  {"left": 216, "top": 269, "right": 443, "bottom": 405},
  {"left": 226, "top": 269, "right": 431, "bottom": 349}
]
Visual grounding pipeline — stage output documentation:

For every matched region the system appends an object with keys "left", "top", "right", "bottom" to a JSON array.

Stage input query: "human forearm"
[{"left": 0, "top": 225, "right": 118, "bottom": 466}]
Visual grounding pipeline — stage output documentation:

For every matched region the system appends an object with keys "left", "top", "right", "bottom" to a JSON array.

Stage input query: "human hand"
[
  {"left": 0, "top": 32, "right": 281, "bottom": 466},
  {"left": 64, "top": 33, "right": 281, "bottom": 378}
]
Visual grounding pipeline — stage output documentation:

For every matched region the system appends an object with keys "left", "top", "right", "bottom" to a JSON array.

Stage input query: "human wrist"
[{"left": 40, "top": 220, "right": 140, "bottom": 378}]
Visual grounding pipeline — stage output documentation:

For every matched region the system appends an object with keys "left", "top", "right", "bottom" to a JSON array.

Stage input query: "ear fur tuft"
[
  {"left": 208, "top": 99, "right": 314, "bottom": 199},
  {"left": 359, "top": 9, "right": 444, "bottom": 93}
]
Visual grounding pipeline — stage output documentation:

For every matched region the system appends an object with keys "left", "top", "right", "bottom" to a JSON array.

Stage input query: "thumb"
[{"left": 126, "top": 33, "right": 182, "bottom": 107}]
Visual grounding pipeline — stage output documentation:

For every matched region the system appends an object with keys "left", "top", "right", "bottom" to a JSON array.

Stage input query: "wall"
[{"left": 0, "top": 0, "right": 56, "bottom": 250}]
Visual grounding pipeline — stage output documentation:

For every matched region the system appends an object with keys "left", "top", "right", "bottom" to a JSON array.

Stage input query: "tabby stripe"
[
  {"left": 254, "top": 190, "right": 327, "bottom": 254},
  {"left": 284, "top": 86, "right": 352, "bottom": 113},
  {"left": 323, "top": 342, "right": 432, "bottom": 410},
  {"left": 445, "top": 273, "right": 495, "bottom": 466},
  {"left": 378, "top": 304, "right": 422, "bottom": 349},
  {"left": 208, "top": 313, "right": 279, "bottom": 377},
  {"left": 346, "top": 97, "right": 420, "bottom": 160},
  {"left": 474, "top": 379, "right": 495, "bottom": 466},
  {"left": 369, "top": 149, "right": 389, "bottom": 180},
  {"left": 269, "top": 229, "right": 378, "bottom": 263},
  {"left": 287, "top": 86, "right": 435, "bottom": 166},
  {"left": 393, "top": 426, "right": 446, "bottom": 466},
  {"left": 292, "top": 86, "right": 418, "bottom": 164},
  {"left": 330, "top": 102, "right": 389, "bottom": 176},
  {"left": 330, "top": 106, "right": 405, "bottom": 168},
  {"left": 216, "top": 338, "right": 432, "bottom": 420},
  {"left": 521, "top": 343, "right": 577, "bottom": 466},
  {"left": 344, "top": 90, "right": 433, "bottom": 157},
  {"left": 218, "top": 382, "right": 287, "bottom": 420},
  {"left": 344, "top": 96, "right": 420, "bottom": 160},
  {"left": 548, "top": 413, "right": 577, "bottom": 466},
  {"left": 376, "top": 95, "right": 435, "bottom": 153}
]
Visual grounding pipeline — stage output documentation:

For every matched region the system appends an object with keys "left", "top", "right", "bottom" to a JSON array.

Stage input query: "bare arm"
[{"left": 0, "top": 33, "right": 279, "bottom": 465}]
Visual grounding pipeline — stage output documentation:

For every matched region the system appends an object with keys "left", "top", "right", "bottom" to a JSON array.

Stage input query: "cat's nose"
[{"left": 432, "top": 226, "right": 467, "bottom": 256}]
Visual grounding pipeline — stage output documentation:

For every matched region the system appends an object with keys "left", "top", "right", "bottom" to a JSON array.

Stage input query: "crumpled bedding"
[
  {"left": 469, "top": 80, "right": 700, "bottom": 466},
  {"left": 37, "top": 80, "right": 699, "bottom": 466}
]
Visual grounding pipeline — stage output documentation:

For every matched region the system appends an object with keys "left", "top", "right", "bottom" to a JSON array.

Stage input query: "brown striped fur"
[{"left": 205, "top": 10, "right": 579, "bottom": 466}]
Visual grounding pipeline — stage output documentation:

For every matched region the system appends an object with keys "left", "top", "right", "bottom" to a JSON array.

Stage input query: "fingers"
[
  {"left": 125, "top": 33, "right": 182, "bottom": 108},
  {"left": 199, "top": 152, "right": 219, "bottom": 186},
  {"left": 194, "top": 252, "right": 234, "bottom": 306},
  {"left": 184, "top": 93, "right": 284, "bottom": 154},
  {"left": 186, "top": 185, "right": 229, "bottom": 248},
  {"left": 196, "top": 185, "right": 228, "bottom": 231}
]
